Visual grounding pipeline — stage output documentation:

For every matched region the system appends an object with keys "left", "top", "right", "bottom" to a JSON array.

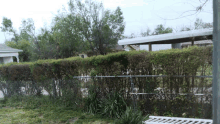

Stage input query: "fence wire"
[{"left": 0, "top": 74, "right": 213, "bottom": 119}]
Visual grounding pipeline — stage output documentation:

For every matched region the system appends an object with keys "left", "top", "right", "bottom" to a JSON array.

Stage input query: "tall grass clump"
[
  {"left": 84, "top": 86, "right": 102, "bottom": 114},
  {"left": 114, "top": 107, "right": 149, "bottom": 124},
  {"left": 101, "top": 91, "right": 127, "bottom": 118}
]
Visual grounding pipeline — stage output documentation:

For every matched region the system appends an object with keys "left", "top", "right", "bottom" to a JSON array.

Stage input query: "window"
[{"left": 81, "top": 55, "right": 84, "bottom": 58}]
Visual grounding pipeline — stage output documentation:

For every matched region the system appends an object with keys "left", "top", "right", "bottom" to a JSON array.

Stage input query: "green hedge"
[
  {"left": 0, "top": 46, "right": 212, "bottom": 82},
  {"left": 0, "top": 46, "right": 213, "bottom": 118}
]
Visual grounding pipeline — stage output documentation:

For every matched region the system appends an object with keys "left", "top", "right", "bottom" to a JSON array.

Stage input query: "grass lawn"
[
  {"left": 0, "top": 106, "right": 114, "bottom": 124},
  {"left": 0, "top": 97, "right": 114, "bottom": 124}
]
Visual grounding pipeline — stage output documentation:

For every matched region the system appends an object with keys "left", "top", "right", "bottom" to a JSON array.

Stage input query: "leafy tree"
[
  {"left": 5, "top": 40, "right": 31, "bottom": 62},
  {"left": 67, "top": 0, "right": 125, "bottom": 55},
  {"left": 0, "top": 17, "right": 19, "bottom": 42},
  {"left": 0, "top": 17, "right": 13, "bottom": 33},
  {"left": 180, "top": 18, "right": 213, "bottom": 32},
  {"left": 31, "top": 28, "right": 59, "bottom": 60},
  {"left": 19, "top": 18, "right": 37, "bottom": 42},
  {"left": 140, "top": 27, "right": 151, "bottom": 37},
  {"left": 1, "top": 17, "right": 35, "bottom": 62},
  {"left": 152, "top": 24, "right": 173, "bottom": 35},
  {"left": 51, "top": 14, "right": 84, "bottom": 58},
  {"left": 194, "top": 18, "right": 213, "bottom": 30}
]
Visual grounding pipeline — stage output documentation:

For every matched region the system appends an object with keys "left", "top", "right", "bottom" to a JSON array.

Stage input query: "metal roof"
[
  {"left": 0, "top": 44, "right": 23, "bottom": 53},
  {"left": 119, "top": 28, "right": 213, "bottom": 45}
]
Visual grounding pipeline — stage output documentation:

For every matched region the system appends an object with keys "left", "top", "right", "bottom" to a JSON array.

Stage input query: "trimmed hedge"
[
  {"left": 0, "top": 46, "right": 213, "bottom": 118},
  {"left": 0, "top": 46, "right": 212, "bottom": 81}
]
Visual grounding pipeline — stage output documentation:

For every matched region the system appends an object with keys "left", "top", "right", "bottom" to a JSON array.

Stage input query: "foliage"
[
  {"left": 84, "top": 86, "right": 102, "bottom": 114},
  {"left": 114, "top": 107, "right": 149, "bottom": 124},
  {"left": 101, "top": 91, "right": 127, "bottom": 118},
  {"left": 32, "top": 28, "right": 59, "bottom": 60},
  {"left": 5, "top": 39, "right": 32, "bottom": 62},
  {"left": 67, "top": 0, "right": 125, "bottom": 55},
  {"left": 1, "top": 17, "right": 37, "bottom": 62},
  {"left": 180, "top": 18, "right": 213, "bottom": 32},
  {"left": 0, "top": 46, "right": 213, "bottom": 118},
  {"left": 140, "top": 27, "right": 151, "bottom": 37},
  {"left": 51, "top": 14, "right": 83, "bottom": 58},
  {"left": 0, "top": 96, "right": 114, "bottom": 124},
  {"left": 0, "top": 17, "right": 13, "bottom": 33},
  {"left": 152, "top": 24, "right": 173, "bottom": 35}
]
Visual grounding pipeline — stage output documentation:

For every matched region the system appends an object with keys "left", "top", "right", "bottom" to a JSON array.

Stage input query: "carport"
[{"left": 118, "top": 28, "right": 213, "bottom": 51}]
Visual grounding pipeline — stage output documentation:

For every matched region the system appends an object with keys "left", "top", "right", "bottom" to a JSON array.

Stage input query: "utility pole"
[{"left": 212, "top": 0, "right": 220, "bottom": 123}]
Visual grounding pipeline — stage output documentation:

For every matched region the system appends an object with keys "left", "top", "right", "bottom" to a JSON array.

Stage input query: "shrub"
[
  {"left": 114, "top": 107, "right": 149, "bottom": 124},
  {"left": 84, "top": 86, "right": 102, "bottom": 114},
  {"left": 101, "top": 91, "right": 127, "bottom": 118}
]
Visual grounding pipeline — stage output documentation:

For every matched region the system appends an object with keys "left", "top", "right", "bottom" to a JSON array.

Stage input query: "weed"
[{"left": 114, "top": 107, "right": 149, "bottom": 124}]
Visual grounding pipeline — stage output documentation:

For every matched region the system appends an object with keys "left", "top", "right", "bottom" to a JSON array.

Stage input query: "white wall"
[
  {"left": 0, "top": 52, "right": 18, "bottom": 57},
  {"left": 3, "top": 56, "right": 13, "bottom": 64},
  {"left": 0, "top": 52, "right": 19, "bottom": 64},
  {"left": 140, "top": 44, "right": 172, "bottom": 51},
  {"left": 79, "top": 54, "right": 88, "bottom": 58}
]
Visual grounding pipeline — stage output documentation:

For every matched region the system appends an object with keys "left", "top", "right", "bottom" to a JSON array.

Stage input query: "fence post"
[
  {"left": 52, "top": 79, "right": 57, "bottom": 98},
  {"left": 213, "top": 0, "right": 220, "bottom": 123},
  {"left": 130, "top": 76, "right": 137, "bottom": 112}
]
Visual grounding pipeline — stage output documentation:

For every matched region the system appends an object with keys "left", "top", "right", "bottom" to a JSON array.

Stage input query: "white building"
[{"left": 0, "top": 44, "right": 23, "bottom": 64}]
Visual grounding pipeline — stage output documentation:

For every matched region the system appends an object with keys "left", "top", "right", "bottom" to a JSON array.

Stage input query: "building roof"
[
  {"left": 0, "top": 44, "right": 23, "bottom": 53},
  {"left": 181, "top": 40, "right": 213, "bottom": 46},
  {"left": 118, "top": 28, "right": 213, "bottom": 45}
]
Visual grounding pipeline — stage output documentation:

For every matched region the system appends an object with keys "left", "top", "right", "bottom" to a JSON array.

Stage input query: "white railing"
[{"left": 144, "top": 116, "right": 213, "bottom": 124}]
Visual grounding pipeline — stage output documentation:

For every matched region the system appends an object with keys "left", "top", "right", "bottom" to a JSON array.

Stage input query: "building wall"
[
  {"left": 3, "top": 56, "right": 13, "bottom": 64},
  {"left": 0, "top": 52, "right": 19, "bottom": 64},
  {"left": 79, "top": 54, "right": 88, "bottom": 58},
  {"left": 0, "top": 52, "right": 18, "bottom": 57},
  {"left": 140, "top": 44, "right": 171, "bottom": 51}
]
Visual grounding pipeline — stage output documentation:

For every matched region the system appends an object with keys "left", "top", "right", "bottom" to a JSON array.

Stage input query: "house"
[{"left": 0, "top": 44, "right": 23, "bottom": 64}]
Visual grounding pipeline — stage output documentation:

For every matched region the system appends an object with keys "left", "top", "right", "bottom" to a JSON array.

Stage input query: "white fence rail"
[{"left": 144, "top": 116, "right": 213, "bottom": 124}]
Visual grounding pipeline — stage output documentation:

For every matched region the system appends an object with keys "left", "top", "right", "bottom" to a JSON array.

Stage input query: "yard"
[{"left": 0, "top": 97, "right": 115, "bottom": 124}]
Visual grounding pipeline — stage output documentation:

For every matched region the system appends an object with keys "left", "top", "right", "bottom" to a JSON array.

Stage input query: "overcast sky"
[{"left": 0, "top": 0, "right": 213, "bottom": 51}]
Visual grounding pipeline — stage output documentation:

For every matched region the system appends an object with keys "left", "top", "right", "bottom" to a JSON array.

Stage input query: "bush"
[
  {"left": 101, "top": 91, "right": 127, "bottom": 118},
  {"left": 114, "top": 107, "right": 149, "bottom": 124},
  {"left": 84, "top": 86, "right": 102, "bottom": 114}
]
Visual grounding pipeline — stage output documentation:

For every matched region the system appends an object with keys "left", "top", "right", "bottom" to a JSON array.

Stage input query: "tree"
[
  {"left": 194, "top": 18, "right": 213, "bottom": 30},
  {"left": 67, "top": 0, "right": 125, "bottom": 55},
  {"left": 51, "top": 14, "right": 84, "bottom": 58},
  {"left": 5, "top": 40, "right": 31, "bottom": 62},
  {"left": 140, "top": 27, "right": 151, "bottom": 37},
  {"left": 152, "top": 24, "right": 173, "bottom": 35},
  {"left": 31, "top": 27, "right": 59, "bottom": 60},
  {"left": 180, "top": 18, "right": 213, "bottom": 32},
  {"left": 0, "top": 17, "right": 19, "bottom": 42},
  {"left": 0, "top": 17, "right": 13, "bottom": 41},
  {"left": 1, "top": 17, "right": 35, "bottom": 62}
]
